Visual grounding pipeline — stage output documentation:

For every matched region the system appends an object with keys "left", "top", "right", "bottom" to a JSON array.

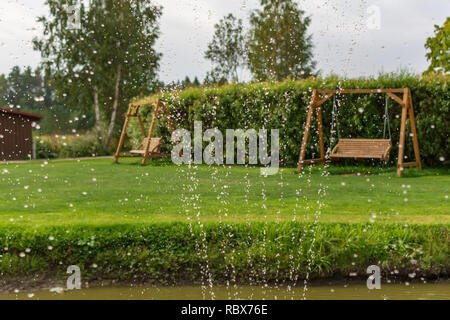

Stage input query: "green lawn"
[
  {"left": 0, "top": 158, "right": 448, "bottom": 284},
  {"left": 0, "top": 158, "right": 448, "bottom": 226}
]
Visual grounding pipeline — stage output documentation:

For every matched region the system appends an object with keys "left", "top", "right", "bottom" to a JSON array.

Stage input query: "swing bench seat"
[
  {"left": 130, "top": 138, "right": 169, "bottom": 158},
  {"left": 330, "top": 139, "right": 392, "bottom": 162}
]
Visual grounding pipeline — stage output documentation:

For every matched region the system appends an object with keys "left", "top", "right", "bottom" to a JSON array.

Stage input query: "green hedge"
[
  {"left": 0, "top": 222, "right": 448, "bottom": 284},
  {"left": 35, "top": 132, "right": 112, "bottom": 159},
  {"left": 131, "top": 73, "right": 449, "bottom": 167}
]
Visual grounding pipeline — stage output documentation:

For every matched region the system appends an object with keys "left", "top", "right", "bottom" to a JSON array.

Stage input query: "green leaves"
[
  {"left": 0, "top": 222, "right": 447, "bottom": 282},
  {"left": 247, "top": 0, "right": 316, "bottom": 81},
  {"left": 33, "top": 0, "right": 163, "bottom": 146},
  {"left": 136, "top": 74, "right": 449, "bottom": 167},
  {"left": 425, "top": 17, "right": 450, "bottom": 74},
  {"left": 205, "top": 1, "right": 316, "bottom": 83},
  {"left": 205, "top": 14, "right": 246, "bottom": 84}
]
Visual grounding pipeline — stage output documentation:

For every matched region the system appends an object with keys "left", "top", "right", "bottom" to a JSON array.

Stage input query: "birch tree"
[
  {"left": 247, "top": 0, "right": 316, "bottom": 81},
  {"left": 204, "top": 14, "right": 245, "bottom": 83},
  {"left": 33, "top": 0, "right": 162, "bottom": 147}
]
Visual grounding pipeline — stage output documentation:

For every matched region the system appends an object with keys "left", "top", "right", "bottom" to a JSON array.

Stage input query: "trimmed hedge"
[
  {"left": 131, "top": 73, "right": 449, "bottom": 167},
  {"left": 0, "top": 222, "right": 448, "bottom": 284}
]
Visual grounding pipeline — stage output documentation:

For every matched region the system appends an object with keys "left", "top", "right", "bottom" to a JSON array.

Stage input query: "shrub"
[
  {"left": 0, "top": 222, "right": 447, "bottom": 283},
  {"left": 35, "top": 137, "right": 58, "bottom": 159},
  {"left": 131, "top": 73, "right": 449, "bottom": 167},
  {"left": 35, "top": 132, "right": 111, "bottom": 159},
  {"left": 58, "top": 133, "right": 109, "bottom": 158}
]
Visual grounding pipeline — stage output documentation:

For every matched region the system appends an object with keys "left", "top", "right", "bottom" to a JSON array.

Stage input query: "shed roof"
[{"left": 0, "top": 107, "right": 44, "bottom": 121}]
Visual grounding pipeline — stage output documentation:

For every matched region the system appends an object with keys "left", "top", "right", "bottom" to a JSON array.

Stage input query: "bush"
[
  {"left": 58, "top": 134, "right": 109, "bottom": 158},
  {"left": 35, "top": 138, "right": 58, "bottom": 159},
  {"left": 0, "top": 222, "right": 447, "bottom": 283},
  {"left": 132, "top": 73, "right": 449, "bottom": 167},
  {"left": 35, "top": 132, "right": 111, "bottom": 159}
]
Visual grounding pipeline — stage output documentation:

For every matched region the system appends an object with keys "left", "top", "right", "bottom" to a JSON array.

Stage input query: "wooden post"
[
  {"left": 162, "top": 102, "right": 176, "bottom": 134},
  {"left": 295, "top": 88, "right": 421, "bottom": 176},
  {"left": 316, "top": 105, "right": 325, "bottom": 164},
  {"left": 137, "top": 114, "right": 146, "bottom": 137},
  {"left": 142, "top": 100, "right": 160, "bottom": 165},
  {"left": 407, "top": 89, "right": 422, "bottom": 171},
  {"left": 162, "top": 102, "right": 183, "bottom": 157},
  {"left": 397, "top": 90, "right": 409, "bottom": 176},
  {"left": 114, "top": 105, "right": 133, "bottom": 163},
  {"left": 297, "top": 90, "right": 318, "bottom": 171}
]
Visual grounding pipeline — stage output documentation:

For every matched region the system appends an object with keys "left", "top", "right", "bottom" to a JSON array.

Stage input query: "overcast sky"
[{"left": 0, "top": 0, "right": 448, "bottom": 82}]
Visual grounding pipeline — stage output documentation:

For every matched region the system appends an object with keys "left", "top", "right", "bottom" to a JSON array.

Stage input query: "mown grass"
[
  {"left": 0, "top": 158, "right": 448, "bottom": 226},
  {"left": 0, "top": 158, "right": 448, "bottom": 283}
]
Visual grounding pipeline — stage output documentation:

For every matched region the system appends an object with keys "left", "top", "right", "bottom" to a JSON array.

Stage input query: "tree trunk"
[
  {"left": 105, "top": 64, "right": 122, "bottom": 148},
  {"left": 93, "top": 85, "right": 102, "bottom": 144}
]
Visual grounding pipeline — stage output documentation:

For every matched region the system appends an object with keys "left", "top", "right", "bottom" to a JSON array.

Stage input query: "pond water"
[{"left": 1, "top": 283, "right": 449, "bottom": 300}]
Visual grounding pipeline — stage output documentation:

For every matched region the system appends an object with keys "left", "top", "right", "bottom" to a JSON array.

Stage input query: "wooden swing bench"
[
  {"left": 297, "top": 88, "right": 422, "bottom": 177},
  {"left": 114, "top": 99, "right": 177, "bottom": 164},
  {"left": 130, "top": 138, "right": 170, "bottom": 159},
  {"left": 330, "top": 139, "right": 392, "bottom": 162}
]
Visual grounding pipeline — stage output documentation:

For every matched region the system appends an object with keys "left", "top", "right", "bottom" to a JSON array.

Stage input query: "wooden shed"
[{"left": 0, "top": 107, "right": 43, "bottom": 161}]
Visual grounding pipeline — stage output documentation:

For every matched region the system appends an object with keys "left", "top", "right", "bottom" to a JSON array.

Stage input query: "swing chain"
[
  {"left": 332, "top": 94, "right": 391, "bottom": 142},
  {"left": 332, "top": 95, "right": 341, "bottom": 140}
]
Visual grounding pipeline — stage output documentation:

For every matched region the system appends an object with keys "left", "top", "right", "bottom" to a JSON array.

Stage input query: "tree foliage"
[
  {"left": 204, "top": 14, "right": 245, "bottom": 83},
  {"left": 0, "top": 65, "right": 93, "bottom": 134},
  {"left": 144, "top": 73, "right": 449, "bottom": 167},
  {"left": 0, "top": 74, "right": 7, "bottom": 106},
  {"left": 181, "top": 76, "right": 201, "bottom": 89},
  {"left": 4, "top": 66, "right": 40, "bottom": 109},
  {"left": 425, "top": 17, "right": 449, "bottom": 74},
  {"left": 247, "top": 0, "right": 316, "bottom": 81},
  {"left": 33, "top": 0, "right": 162, "bottom": 147}
]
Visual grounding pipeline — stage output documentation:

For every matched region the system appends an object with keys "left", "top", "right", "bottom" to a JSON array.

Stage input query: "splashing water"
[{"left": 178, "top": 163, "right": 215, "bottom": 300}]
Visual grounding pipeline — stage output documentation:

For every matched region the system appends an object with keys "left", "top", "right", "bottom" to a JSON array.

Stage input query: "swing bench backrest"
[
  {"left": 130, "top": 138, "right": 163, "bottom": 155},
  {"left": 330, "top": 139, "right": 392, "bottom": 162}
]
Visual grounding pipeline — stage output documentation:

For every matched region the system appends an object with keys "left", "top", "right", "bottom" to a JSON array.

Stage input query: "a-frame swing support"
[
  {"left": 114, "top": 99, "right": 176, "bottom": 165},
  {"left": 297, "top": 88, "right": 422, "bottom": 177}
]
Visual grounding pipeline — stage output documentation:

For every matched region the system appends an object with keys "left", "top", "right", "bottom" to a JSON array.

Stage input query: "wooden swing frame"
[
  {"left": 114, "top": 99, "right": 176, "bottom": 165},
  {"left": 297, "top": 88, "right": 422, "bottom": 177}
]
